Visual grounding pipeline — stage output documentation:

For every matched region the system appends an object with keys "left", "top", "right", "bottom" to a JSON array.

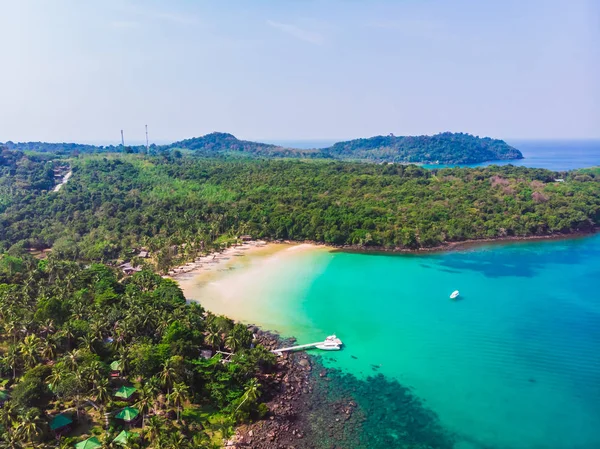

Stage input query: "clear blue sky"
[{"left": 0, "top": 0, "right": 598, "bottom": 143}]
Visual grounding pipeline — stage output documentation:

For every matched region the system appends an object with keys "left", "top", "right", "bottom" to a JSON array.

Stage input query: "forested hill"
[
  {"left": 0, "top": 152, "right": 598, "bottom": 272},
  {"left": 2, "top": 132, "right": 523, "bottom": 164},
  {"left": 323, "top": 132, "right": 523, "bottom": 164},
  {"left": 166, "top": 132, "right": 321, "bottom": 158}
]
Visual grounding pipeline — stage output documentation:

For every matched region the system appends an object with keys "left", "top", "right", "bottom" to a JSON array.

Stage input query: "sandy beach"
[{"left": 175, "top": 241, "right": 332, "bottom": 327}]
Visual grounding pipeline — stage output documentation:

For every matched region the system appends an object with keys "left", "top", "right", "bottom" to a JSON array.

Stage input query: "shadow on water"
[
  {"left": 436, "top": 237, "right": 600, "bottom": 278},
  {"left": 305, "top": 357, "right": 465, "bottom": 449}
]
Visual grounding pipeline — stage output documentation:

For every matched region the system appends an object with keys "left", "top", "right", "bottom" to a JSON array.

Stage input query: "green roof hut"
[
  {"left": 74, "top": 436, "right": 102, "bottom": 449},
  {"left": 113, "top": 430, "right": 138, "bottom": 446},
  {"left": 114, "top": 385, "right": 137, "bottom": 400},
  {"left": 115, "top": 406, "right": 140, "bottom": 423},
  {"left": 49, "top": 413, "right": 73, "bottom": 433}
]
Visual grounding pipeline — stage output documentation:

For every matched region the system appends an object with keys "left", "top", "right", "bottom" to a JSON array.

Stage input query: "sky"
[{"left": 0, "top": 0, "right": 598, "bottom": 143}]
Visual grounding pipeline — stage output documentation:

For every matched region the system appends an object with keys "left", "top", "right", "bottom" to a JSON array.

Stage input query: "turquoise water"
[{"left": 185, "top": 237, "right": 600, "bottom": 448}]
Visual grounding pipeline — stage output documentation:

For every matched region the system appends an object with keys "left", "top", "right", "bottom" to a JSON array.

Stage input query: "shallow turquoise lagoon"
[{"left": 185, "top": 236, "right": 600, "bottom": 448}]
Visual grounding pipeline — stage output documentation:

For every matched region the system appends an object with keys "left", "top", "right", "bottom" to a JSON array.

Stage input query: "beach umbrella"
[
  {"left": 74, "top": 436, "right": 101, "bottom": 449},
  {"left": 49, "top": 413, "right": 73, "bottom": 431},
  {"left": 113, "top": 430, "right": 138, "bottom": 446},
  {"left": 114, "top": 385, "right": 137, "bottom": 399},
  {"left": 115, "top": 406, "right": 139, "bottom": 422},
  {"left": 110, "top": 360, "right": 121, "bottom": 371}
]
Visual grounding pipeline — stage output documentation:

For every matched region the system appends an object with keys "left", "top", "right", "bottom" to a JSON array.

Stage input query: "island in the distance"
[{"left": 2, "top": 131, "right": 523, "bottom": 165}]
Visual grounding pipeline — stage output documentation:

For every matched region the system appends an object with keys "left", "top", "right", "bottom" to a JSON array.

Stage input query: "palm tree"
[
  {"left": 204, "top": 324, "right": 221, "bottom": 350},
  {"left": 59, "top": 324, "right": 75, "bottom": 349},
  {"left": 80, "top": 333, "right": 98, "bottom": 353},
  {"left": 19, "top": 334, "right": 41, "bottom": 369},
  {"left": 40, "top": 338, "right": 57, "bottom": 361},
  {"left": 39, "top": 319, "right": 55, "bottom": 337},
  {"left": 0, "top": 402, "right": 18, "bottom": 435},
  {"left": 224, "top": 334, "right": 242, "bottom": 353},
  {"left": 159, "top": 362, "right": 176, "bottom": 396},
  {"left": 3, "top": 345, "right": 20, "bottom": 379},
  {"left": 85, "top": 360, "right": 104, "bottom": 386},
  {"left": 134, "top": 384, "right": 155, "bottom": 428},
  {"left": 47, "top": 363, "right": 68, "bottom": 397},
  {"left": 117, "top": 347, "right": 130, "bottom": 375},
  {"left": 16, "top": 410, "right": 42, "bottom": 448},
  {"left": 235, "top": 378, "right": 261, "bottom": 412},
  {"left": 167, "top": 382, "right": 189, "bottom": 423},
  {"left": 93, "top": 378, "right": 111, "bottom": 405},
  {"left": 62, "top": 349, "right": 80, "bottom": 371},
  {"left": 0, "top": 432, "right": 23, "bottom": 449},
  {"left": 144, "top": 416, "right": 164, "bottom": 446}
]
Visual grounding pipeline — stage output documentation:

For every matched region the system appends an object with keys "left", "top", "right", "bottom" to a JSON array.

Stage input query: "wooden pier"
[{"left": 271, "top": 335, "right": 342, "bottom": 355}]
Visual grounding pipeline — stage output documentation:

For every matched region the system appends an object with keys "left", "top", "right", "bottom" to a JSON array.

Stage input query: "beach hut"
[
  {"left": 115, "top": 406, "right": 139, "bottom": 423},
  {"left": 74, "top": 437, "right": 101, "bottom": 449},
  {"left": 50, "top": 413, "right": 73, "bottom": 434},
  {"left": 115, "top": 386, "right": 137, "bottom": 400},
  {"left": 113, "top": 430, "right": 138, "bottom": 446},
  {"left": 110, "top": 360, "right": 121, "bottom": 378}
]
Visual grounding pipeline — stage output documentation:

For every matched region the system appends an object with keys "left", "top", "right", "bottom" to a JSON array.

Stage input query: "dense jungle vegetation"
[
  {"left": 0, "top": 259, "right": 275, "bottom": 448},
  {"left": 2, "top": 131, "right": 523, "bottom": 164},
  {"left": 0, "top": 150, "right": 598, "bottom": 274}
]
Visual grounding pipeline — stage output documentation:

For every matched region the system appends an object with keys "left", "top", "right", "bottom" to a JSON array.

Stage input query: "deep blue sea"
[{"left": 266, "top": 139, "right": 600, "bottom": 171}]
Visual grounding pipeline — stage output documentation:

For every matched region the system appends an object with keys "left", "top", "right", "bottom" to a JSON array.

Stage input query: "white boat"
[
  {"left": 450, "top": 290, "right": 460, "bottom": 299},
  {"left": 316, "top": 335, "right": 343, "bottom": 351}
]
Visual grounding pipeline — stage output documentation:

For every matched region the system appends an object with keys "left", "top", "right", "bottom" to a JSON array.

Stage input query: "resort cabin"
[
  {"left": 49, "top": 413, "right": 73, "bottom": 436},
  {"left": 119, "top": 262, "right": 142, "bottom": 275},
  {"left": 239, "top": 235, "right": 253, "bottom": 242},
  {"left": 200, "top": 349, "right": 213, "bottom": 359},
  {"left": 137, "top": 250, "right": 149, "bottom": 258},
  {"left": 115, "top": 385, "right": 137, "bottom": 401},
  {"left": 110, "top": 360, "right": 121, "bottom": 378}
]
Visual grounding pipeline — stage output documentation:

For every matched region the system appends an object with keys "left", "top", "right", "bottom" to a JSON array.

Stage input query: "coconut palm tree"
[
  {"left": 224, "top": 334, "right": 242, "bottom": 353},
  {"left": 16, "top": 410, "right": 42, "bottom": 448},
  {"left": 144, "top": 416, "right": 164, "bottom": 446},
  {"left": 167, "top": 382, "right": 189, "bottom": 423},
  {"left": 2, "top": 345, "right": 20, "bottom": 379},
  {"left": 79, "top": 333, "right": 98, "bottom": 353},
  {"left": 40, "top": 337, "right": 57, "bottom": 361},
  {"left": 85, "top": 360, "right": 104, "bottom": 386},
  {"left": 0, "top": 432, "right": 23, "bottom": 449},
  {"left": 62, "top": 349, "right": 80, "bottom": 371},
  {"left": 93, "top": 378, "right": 111, "bottom": 405},
  {"left": 204, "top": 324, "right": 221, "bottom": 350},
  {"left": 47, "top": 363, "right": 68, "bottom": 397},
  {"left": 0, "top": 402, "right": 18, "bottom": 435},
  {"left": 235, "top": 378, "right": 261, "bottom": 412},
  {"left": 159, "top": 362, "right": 176, "bottom": 396},
  {"left": 134, "top": 384, "right": 155, "bottom": 428},
  {"left": 19, "top": 334, "right": 41, "bottom": 369}
]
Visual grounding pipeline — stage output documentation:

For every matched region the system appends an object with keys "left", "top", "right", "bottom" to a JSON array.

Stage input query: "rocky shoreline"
[{"left": 229, "top": 329, "right": 456, "bottom": 449}]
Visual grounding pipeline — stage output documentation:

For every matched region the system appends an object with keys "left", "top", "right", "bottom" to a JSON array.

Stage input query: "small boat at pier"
[{"left": 316, "top": 335, "right": 343, "bottom": 351}]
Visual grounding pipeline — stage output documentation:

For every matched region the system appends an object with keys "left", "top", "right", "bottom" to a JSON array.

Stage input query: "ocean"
[{"left": 180, "top": 238, "right": 600, "bottom": 449}]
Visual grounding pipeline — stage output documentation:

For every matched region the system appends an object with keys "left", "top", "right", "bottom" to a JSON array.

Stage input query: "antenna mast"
[
  {"left": 145, "top": 125, "right": 149, "bottom": 152},
  {"left": 121, "top": 129, "right": 125, "bottom": 147}
]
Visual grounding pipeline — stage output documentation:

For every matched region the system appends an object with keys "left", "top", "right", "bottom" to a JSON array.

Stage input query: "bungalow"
[
  {"left": 137, "top": 250, "right": 149, "bottom": 258},
  {"left": 118, "top": 262, "right": 142, "bottom": 275},
  {"left": 239, "top": 235, "right": 253, "bottom": 242}
]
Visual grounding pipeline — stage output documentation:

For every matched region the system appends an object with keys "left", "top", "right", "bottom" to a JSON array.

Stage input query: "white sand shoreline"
[{"left": 166, "top": 240, "right": 271, "bottom": 280}]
